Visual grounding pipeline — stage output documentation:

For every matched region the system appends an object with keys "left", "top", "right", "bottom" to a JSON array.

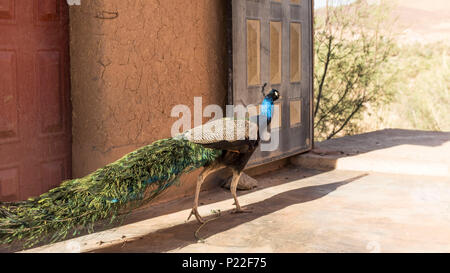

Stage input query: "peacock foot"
[
  {"left": 231, "top": 207, "right": 252, "bottom": 214},
  {"left": 187, "top": 207, "right": 205, "bottom": 224}
]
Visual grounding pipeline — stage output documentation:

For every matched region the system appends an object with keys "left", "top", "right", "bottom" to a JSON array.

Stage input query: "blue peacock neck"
[{"left": 260, "top": 96, "right": 274, "bottom": 125}]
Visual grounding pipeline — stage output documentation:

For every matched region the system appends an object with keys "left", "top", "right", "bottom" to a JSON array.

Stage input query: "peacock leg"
[
  {"left": 230, "top": 170, "right": 252, "bottom": 214},
  {"left": 187, "top": 168, "right": 208, "bottom": 224},
  {"left": 187, "top": 163, "right": 224, "bottom": 224}
]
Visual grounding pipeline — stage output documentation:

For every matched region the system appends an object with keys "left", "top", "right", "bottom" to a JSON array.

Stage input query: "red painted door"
[{"left": 0, "top": 0, "right": 71, "bottom": 201}]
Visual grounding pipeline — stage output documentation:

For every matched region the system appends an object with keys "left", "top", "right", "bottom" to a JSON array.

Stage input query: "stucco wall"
[{"left": 69, "top": 0, "right": 228, "bottom": 202}]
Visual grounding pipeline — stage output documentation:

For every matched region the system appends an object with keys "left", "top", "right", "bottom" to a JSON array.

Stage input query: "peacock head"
[
  {"left": 260, "top": 84, "right": 281, "bottom": 125},
  {"left": 266, "top": 89, "right": 280, "bottom": 102},
  {"left": 260, "top": 83, "right": 281, "bottom": 103}
]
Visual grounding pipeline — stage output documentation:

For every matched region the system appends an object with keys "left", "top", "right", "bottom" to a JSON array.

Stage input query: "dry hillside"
[
  {"left": 394, "top": 0, "right": 450, "bottom": 43},
  {"left": 316, "top": 0, "right": 450, "bottom": 44}
]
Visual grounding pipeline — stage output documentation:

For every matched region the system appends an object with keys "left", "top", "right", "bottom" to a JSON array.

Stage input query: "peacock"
[{"left": 0, "top": 85, "right": 280, "bottom": 248}]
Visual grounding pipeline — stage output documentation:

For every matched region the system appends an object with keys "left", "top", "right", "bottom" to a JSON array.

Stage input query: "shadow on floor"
[
  {"left": 92, "top": 173, "right": 368, "bottom": 253},
  {"left": 0, "top": 166, "right": 326, "bottom": 253}
]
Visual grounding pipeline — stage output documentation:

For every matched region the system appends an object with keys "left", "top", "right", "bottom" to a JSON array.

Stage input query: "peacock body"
[{"left": 0, "top": 87, "right": 280, "bottom": 248}]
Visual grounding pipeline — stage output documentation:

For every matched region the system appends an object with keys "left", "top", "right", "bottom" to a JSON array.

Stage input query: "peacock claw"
[{"left": 187, "top": 208, "right": 205, "bottom": 224}]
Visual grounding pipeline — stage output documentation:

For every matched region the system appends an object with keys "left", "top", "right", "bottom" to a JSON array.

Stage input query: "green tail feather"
[{"left": 0, "top": 138, "right": 221, "bottom": 248}]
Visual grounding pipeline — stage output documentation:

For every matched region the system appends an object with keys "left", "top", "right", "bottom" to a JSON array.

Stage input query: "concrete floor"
[
  {"left": 292, "top": 129, "right": 450, "bottom": 177},
  {"left": 20, "top": 129, "right": 450, "bottom": 253}
]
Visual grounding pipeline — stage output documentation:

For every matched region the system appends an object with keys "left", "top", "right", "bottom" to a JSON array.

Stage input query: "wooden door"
[
  {"left": 231, "top": 0, "right": 313, "bottom": 167},
  {"left": 0, "top": 0, "right": 71, "bottom": 201}
]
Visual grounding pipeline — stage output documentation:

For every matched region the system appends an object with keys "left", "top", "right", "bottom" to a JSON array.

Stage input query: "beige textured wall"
[{"left": 69, "top": 0, "right": 228, "bottom": 202}]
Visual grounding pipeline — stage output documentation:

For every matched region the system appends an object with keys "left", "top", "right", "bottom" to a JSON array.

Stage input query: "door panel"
[
  {"left": 0, "top": 0, "right": 71, "bottom": 201},
  {"left": 232, "top": 0, "right": 313, "bottom": 167}
]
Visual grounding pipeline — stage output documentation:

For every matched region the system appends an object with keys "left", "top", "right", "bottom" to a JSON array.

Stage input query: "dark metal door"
[
  {"left": 0, "top": 0, "right": 72, "bottom": 201},
  {"left": 231, "top": 0, "right": 313, "bottom": 167}
]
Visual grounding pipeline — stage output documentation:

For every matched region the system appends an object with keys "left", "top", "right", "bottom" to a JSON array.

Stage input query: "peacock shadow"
[{"left": 92, "top": 173, "right": 368, "bottom": 253}]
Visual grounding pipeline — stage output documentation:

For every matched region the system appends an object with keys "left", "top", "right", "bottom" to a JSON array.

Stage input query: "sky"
[{"left": 314, "top": 0, "right": 357, "bottom": 9}]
